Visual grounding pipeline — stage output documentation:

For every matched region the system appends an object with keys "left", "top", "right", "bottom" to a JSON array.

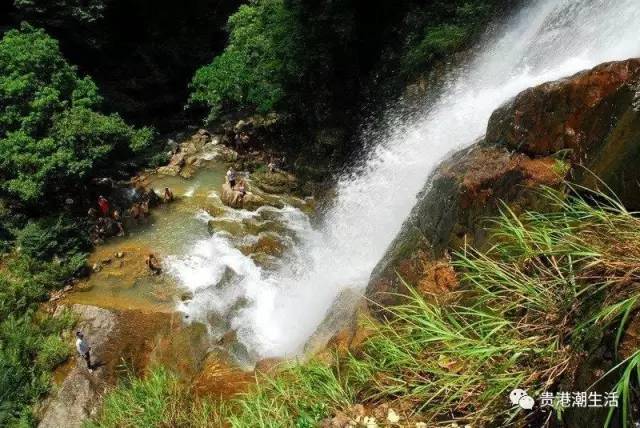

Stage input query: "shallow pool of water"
[{"left": 67, "top": 165, "right": 229, "bottom": 311}]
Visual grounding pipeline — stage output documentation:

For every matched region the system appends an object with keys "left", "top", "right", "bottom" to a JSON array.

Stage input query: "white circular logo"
[{"left": 510, "top": 389, "right": 534, "bottom": 409}]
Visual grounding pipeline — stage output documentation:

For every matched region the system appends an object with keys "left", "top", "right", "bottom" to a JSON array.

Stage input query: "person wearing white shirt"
[{"left": 75, "top": 331, "right": 93, "bottom": 373}]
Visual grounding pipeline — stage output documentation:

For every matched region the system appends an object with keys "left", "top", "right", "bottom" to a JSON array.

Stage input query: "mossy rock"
[
  {"left": 251, "top": 171, "right": 298, "bottom": 194},
  {"left": 208, "top": 219, "right": 246, "bottom": 236}
]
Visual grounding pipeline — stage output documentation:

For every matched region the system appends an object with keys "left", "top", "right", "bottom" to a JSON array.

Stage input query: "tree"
[
  {"left": 189, "top": 0, "right": 304, "bottom": 121},
  {"left": 0, "top": 23, "right": 151, "bottom": 204}
]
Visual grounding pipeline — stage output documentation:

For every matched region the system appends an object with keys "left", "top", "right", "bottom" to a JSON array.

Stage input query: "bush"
[
  {"left": 0, "top": 232, "right": 84, "bottom": 425},
  {"left": 189, "top": 0, "right": 304, "bottom": 120},
  {"left": 0, "top": 24, "right": 152, "bottom": 204},
  {"left": 0, "top": 308, "right": 75, "bottom": 426},
  {"left": 16, "top": 216, "right": 90, "bottom": 261},
  {"left": 400, "top": 1, "right": 503, "bottom": 76}
]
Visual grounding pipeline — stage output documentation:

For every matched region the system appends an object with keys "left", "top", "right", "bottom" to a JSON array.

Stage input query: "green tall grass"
[{"left": 85, "top": 367, "right": 223, "bottom": 428}]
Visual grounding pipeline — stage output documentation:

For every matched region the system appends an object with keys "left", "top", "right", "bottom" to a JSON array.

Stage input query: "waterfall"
[{"left": 171, "top": 0, "right": 640, "bottom": 360}]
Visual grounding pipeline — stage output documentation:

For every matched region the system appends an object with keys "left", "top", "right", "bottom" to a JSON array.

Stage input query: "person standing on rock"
[
  {"left": 75, "top": 331, "right": 93, "bottom": 373},
  {"left": 226, "top": 167, "right": 237, "bottom": 189},
  {"left": 268, "top": 157, "right": 276, "bottom": 174}
]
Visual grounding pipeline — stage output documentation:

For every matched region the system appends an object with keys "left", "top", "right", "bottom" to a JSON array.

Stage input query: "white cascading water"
[{"left": 169, "top": 0, "right": 640, "bottom": 360}]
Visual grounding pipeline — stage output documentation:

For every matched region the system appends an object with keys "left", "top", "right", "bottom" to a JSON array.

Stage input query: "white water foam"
[{"left": 169, "top": 0, "right": 640, "bottom": 360}]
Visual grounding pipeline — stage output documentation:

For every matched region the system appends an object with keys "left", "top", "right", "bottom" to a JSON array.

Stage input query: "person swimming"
[{"left": 145, "top": 253, "right": 162, "bottom": 274}]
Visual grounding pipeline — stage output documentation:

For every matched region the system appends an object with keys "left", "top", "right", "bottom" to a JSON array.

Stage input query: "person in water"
[
  {"left": 145, "top": 253, "right": 162, "bottom": 274},
  {"left": 75, "top": 331, "right": 93, "bottom": 373},
  {"left": 97, "top": 195, "right": 110, "bottom": 217},
  {"left": 237, "top": 179, "right": 247, "bottom": 203},
  {"left": 163, "top": 187, "right": 174, "bottom": 203},
  {"left": 226, "top": 167, "right": 237, "bottom": 189}
]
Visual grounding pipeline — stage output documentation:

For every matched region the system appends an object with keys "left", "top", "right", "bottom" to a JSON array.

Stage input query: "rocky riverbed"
[{"left": 40, "top": 129, "right": 316, "bottom": 426}]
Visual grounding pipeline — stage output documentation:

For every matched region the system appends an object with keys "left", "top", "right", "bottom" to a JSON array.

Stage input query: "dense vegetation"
[
  {"left": 6, "top": 0, "right": 242, "bottom": 129},
  {"left": 189, "top": 0, "right": 511, "bottom": 167},
  {"left": 0, "top": 219, "right": 89, "bottom": 425},
  {"left": 0, "top": 23, "right": 149, "bottom": 425},
  {"left": 91, "top": 187, "right": 640, "bottom": 427},
  {"left": 190, "top": 0, "right": 303, "bottom": 121},
  {"left": 0, "top": 24, "right": 151, "bottom": 206}
]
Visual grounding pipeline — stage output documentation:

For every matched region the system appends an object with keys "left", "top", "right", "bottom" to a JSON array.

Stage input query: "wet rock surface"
[
  {"left": 487, "top": 58, "right": 640, "bottom": 208},
  {"left": 38, "top": 305, "right": 116, "bottom": 428},
  {"left": 157, "top": 129, "right": 239, "bottom": 178},
  {"left": 220, "top": 182, "right": 269, "bottom": 210},
  {"left": 368, "top": 59, "right": 640, "bottom": 307},
  {"left": 251, "top": 170, "right": 298, "bottom": 194},
  {"left": 38, "top": 304, "right": 174, "bottom": 428},
  {"left": 367, "top": 144, "right": 563, "bottom": 307}
]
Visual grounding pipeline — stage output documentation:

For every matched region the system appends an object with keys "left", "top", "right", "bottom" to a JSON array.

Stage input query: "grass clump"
[
  {"left": 87, "top": 367, "right": 222, "bottom": 428},
  {"left": 226, "top": 361, "right": 353, "bottom": 428}
]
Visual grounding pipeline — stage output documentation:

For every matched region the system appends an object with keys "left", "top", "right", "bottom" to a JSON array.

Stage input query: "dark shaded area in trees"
[{"left": 6, "top": 0, "right": 243, "bottom": 130}]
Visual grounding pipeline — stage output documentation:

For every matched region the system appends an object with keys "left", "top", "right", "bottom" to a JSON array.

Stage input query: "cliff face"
[{"left": 368, "top": 58, "right": 640, "bottom": 305}]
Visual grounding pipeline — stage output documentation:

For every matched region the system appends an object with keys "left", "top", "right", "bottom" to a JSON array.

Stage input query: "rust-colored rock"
[
  {"left": 193, "top": 355, "right": 252, "bottom": 399},
  {"left": 369, "top": 58, "right": 640, "bottom": 309},
  {"left": 367, "top": 145, "right": 563, "bottom": 307},
  {"left": 254, "top": 357, "right": 285, "bottom": 374},
  {"left": 487, "top": 58, "right": 640, "bottom": 208}
]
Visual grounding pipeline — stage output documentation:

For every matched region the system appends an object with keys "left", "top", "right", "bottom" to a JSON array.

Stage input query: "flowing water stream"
[{"left": 73, "top": 0, "right": 640, "bottom": 363}]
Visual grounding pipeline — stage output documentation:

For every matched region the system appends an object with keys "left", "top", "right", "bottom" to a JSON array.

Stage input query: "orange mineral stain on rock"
[{"left": 193, "top": 356, "right": 253, "bottom": 399}]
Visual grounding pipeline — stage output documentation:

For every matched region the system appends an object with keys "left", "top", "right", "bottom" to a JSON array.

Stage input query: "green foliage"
[
  {"left": 189, "top": 0, "right": 304, "bottom": 120},
  {"left": 401, "top": 1, "right": 503, "bottom": 76},
  {"left": 603, "top": 351, "right": 640, "bottom": 428},
  {"left": 16, "top": 216, "right": 90, "bottom": 261},
  {"left": 0, "top": 262, "right": 78, "bottom": 426},
  {"left": 226, "top": 362, "right": 350, "bottom": 427},
  {"left": 147, "top": 151, "right": 171, "bottom": 169},
  {"left": 0, "top": 24, "right": 152, "bottom": 204},
  {"left": 0, "top": 214, "right": 87, "bottom": 425}
]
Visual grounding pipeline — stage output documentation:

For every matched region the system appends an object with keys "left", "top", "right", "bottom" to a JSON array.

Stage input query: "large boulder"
[
  {"left": 251, "top": 170, "right": 298, "bottom": 194},
  {"left": 38, "top": 305, "right": 116, "bottom": 428},
  {"left": 486, "top": 58, "right": 640, "bottom": 208},
  {"left": 220, "top": 183, "right": 269, "bottom": 211},
  {"left": 37, "top": 305, "right": 173, "bottom": 428}
]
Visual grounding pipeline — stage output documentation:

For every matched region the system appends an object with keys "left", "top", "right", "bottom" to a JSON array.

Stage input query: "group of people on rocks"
[
  {"left": 89, "top": 195, "right": 125, "bottom": 239},
  {"left": 89, "top": 186, "right": 177, "bottom": 241}
]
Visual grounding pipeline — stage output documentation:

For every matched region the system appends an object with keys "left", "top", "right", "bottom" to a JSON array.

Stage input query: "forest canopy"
[
  {"left": 0, "top": 23, "right": 151, "bottom": 205},
  {"left": 189, "top": 0, "right": 304, "bottom": 121}
]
